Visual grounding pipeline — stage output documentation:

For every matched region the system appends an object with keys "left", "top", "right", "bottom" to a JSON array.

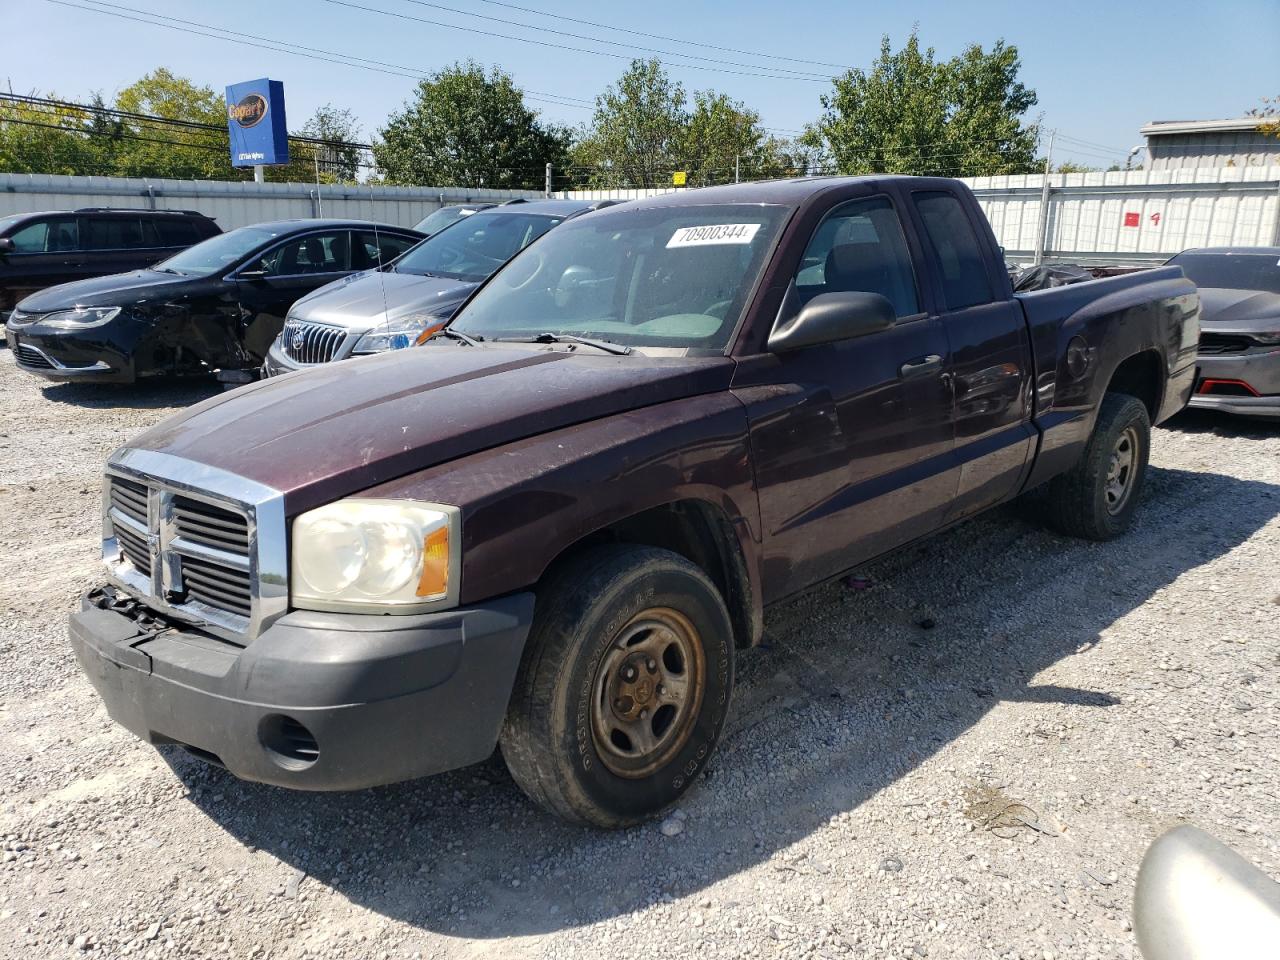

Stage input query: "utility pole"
[
  {"left": 253, "top": 164, "right": 265, "bottom": 185},
  {"left": 735, "top": 153, "right": 740, "bottom": 184},
  {"left": 545, "top": 162, "right": 552, "bottom": 198},
  {"left": 1033, "top": 129, "right": 1056, "bottom": 266}
]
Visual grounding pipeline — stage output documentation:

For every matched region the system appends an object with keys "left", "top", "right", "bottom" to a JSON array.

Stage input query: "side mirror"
[
  {"left": 236, "top": 268, "right": 268, "bottom": 281},
  {"left": 767, "top": 290, "right": 896, "bottom": 352},
  {"left": 0, "top": 237, "right": 14, "bottom": 254},
  {"left": 1134, "top": 825, "right": 1280, "bottom": 959}
]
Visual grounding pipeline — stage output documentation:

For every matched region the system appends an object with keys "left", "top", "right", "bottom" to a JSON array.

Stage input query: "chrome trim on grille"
[
  {"left": 281, "top": 317, "right": 352, "bottom": 365},
  {"left": 13, "top": 342, "right": 111, "bottom": 373},
  {"left": 101, "top": 448, "right": 287, "bottom": 643}
]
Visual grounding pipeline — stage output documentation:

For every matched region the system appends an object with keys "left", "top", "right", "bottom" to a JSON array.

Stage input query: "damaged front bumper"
[{"left": 70, "top": 586, "right": 535, "bottom": 790}]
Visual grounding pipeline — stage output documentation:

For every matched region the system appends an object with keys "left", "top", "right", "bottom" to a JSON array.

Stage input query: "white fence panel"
[
  {"left": 3, "top": 167, "right": 1277, "bottom": 265},
  {"left": 0, "top": 173, "right": 543, "bottom": 230}
]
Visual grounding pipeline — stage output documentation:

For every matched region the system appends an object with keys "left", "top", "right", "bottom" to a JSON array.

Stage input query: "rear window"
[
  {"left": 913, "top": 191, "right": 994, "bottom": 310},
  {"left": 153, "top": 218, "right": 200, "bottom": 246},
  {"left": 83, "top": 217, "right": 145, "bottom": 251}
]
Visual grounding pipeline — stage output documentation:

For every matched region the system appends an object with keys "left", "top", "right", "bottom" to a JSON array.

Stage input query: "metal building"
[{"left": 1141, "top": 118, "right": 1280, "bottom": 171}]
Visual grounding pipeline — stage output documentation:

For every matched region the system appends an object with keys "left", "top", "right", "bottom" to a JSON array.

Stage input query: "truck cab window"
[
  {"left": 913, "top": 191, "right": 994, "bottom": 310},
  {"left": 795, "top": 196, "right": 919, "bottom": 319}
]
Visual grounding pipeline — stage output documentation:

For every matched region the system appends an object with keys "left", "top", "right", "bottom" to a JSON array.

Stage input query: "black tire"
[
  {"left": 500, "top": 544, "right": 735, "bottom": 828},
  {"left": 1042, "top": 392, "right": 1151, "bottom": 541}
]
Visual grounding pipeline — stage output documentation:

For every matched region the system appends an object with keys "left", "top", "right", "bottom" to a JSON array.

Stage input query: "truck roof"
[{"left": 617, "top": 175, "right": 965, "bottom": 212}]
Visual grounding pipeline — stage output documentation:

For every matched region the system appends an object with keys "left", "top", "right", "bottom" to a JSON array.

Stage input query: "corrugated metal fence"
[
  {"left": 3, "top": 166, "right": 1278, "bottom": 265},
  {"left": 0, "top": 173, "right": 541, "bottom": 230}
]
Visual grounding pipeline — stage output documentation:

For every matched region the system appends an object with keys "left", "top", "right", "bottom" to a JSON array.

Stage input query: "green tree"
[
  {"left": 803, "top": 31, "right": 1040, "bottom": 177},
  {"left": 1250, "top": 95, "right": 1280, "bottom": 139},
  {"left": 0, "top": 93, "right": 110, "bottom": 175},
  {"left": 679, "top": 91, "right": 805, "bottom": 185},
  {"left": 113, "top": 68, "right": 230, "bottom": 179},
  {"left": 374, "top": 62, "right": 569, "bottom": 188},
  {"left": 571, "top": 59, "right": 687, "bottom": 188},
  {"left": 295, "top": 104, "right": 363, "bottom": 183}
]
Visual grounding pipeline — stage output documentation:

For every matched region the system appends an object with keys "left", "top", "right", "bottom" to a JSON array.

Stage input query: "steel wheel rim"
[
  {"left": 1104, "top": 426, "right": 1139, "bottom": 515},
  {"left": 590, "top": 607, "right": 705, "bottom": 779}
]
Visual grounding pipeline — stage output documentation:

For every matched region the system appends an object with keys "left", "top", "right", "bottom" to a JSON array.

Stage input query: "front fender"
[{"left": 356, "top": 391, "right": 762, "bottom": 612}]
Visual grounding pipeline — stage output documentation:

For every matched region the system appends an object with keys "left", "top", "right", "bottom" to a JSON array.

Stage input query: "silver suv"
[{"left": 263, "top": 200, "right": 614, "bottom": 375}]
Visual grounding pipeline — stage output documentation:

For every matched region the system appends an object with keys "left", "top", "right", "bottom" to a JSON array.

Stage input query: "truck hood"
[
  {"left": 289, "top": 270, "right": 476, "bottom": 332},
  {"left": 18, "top": 270, "right": 191, "bottom": 311},
  {"left": 125, "top": 344, "right": 735, "bottom": 512},
  {"left": 1198, "top": 287, "right": 1280, "bottom": 329}
]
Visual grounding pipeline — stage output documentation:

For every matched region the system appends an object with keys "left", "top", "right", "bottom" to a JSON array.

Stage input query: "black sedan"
[
  {"left": 6, "top": 219, "right": 422, "bottom": 383},
  {"left": 1168, "top": 247, "right": 1280, "bottom": 419}
]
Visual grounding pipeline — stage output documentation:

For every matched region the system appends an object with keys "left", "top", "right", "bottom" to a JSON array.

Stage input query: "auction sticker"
[{"left": 667, "top": 223, "right": 762, "bottom": 248}]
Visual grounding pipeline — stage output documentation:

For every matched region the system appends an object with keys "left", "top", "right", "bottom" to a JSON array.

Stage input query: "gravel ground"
[{"left": 1, "top": 354, "right": 1277, "bottom": 960}]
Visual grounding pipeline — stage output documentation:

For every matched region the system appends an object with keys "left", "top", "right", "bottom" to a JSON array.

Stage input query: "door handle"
[{"left": 899, "top": 354, "right": 943, "bottom": 379}]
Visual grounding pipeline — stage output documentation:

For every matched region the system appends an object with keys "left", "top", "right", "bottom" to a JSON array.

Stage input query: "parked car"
[
  {"left": 0, "top": 207, "right": 220, "bottom": 323},
  {"left": 1166, "top": 247, "right": 1280, "bottom": 419},
  {"left": 6, "top": 219, "right": 421, "bottom": 383},
  {"left": 411, "top": 202, "right": 495, "bottom": 237},
  {"left": 263, "top": 200, "right": 604, "bottom": 375},
  {"left": 69, "top": 176, "right": 1198, "bottom": 827}
]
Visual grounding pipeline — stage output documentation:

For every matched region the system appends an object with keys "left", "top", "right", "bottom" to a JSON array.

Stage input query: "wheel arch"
[{"left": 536, "top": 497, "right": 762, "bottom": 650}]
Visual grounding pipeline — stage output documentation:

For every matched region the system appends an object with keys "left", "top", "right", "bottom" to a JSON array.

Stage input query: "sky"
[{"left": 3, "top": 0, "right": 1278, "bottom": 169}]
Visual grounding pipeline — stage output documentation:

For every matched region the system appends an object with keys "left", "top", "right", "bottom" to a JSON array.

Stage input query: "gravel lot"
[{"left": 1, "top": 354, "right": 1277, "bottom": 960}]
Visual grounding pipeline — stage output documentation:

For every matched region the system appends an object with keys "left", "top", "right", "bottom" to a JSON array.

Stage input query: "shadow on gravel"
[
  {"left": 169, "top": 463, "right": 1280, "bottom": 940},
  {"left": 38, "top": 378, "right": 220, "bottom": 411},
  {"left": 1159, "top": 407, "right": 1280, "bottom": 439}
]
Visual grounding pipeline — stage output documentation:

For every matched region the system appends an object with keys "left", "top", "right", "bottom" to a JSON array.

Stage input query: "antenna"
[{"left": 370, "top": 182, "right": 390, "bottom": 336}]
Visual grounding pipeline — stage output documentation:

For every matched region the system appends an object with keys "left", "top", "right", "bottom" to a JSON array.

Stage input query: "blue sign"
[{"left": 225, "top": 78, "right": 289, "bottom": 167}]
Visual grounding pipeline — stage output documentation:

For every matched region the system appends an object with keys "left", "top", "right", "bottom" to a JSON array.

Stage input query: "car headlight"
[
  {"left": 290, "top": 499, "right": 459, "bottom": 613},
  {"left": 351, "top": 313, "right": 448, "bottom": 354},
  {"left": 42, "top": 306, "right": 122, "bottom": 329}
]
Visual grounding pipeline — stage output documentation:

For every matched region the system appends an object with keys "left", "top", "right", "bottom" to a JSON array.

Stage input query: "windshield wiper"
[
  {"left": 153, "top": 266, "right": 184, "bottom": 275},
  {"left": 494, "top": 333, "right": 632, "bottom": 355},
  {"left": 428, "top": 327, "right": 484, "bottom": 347}
]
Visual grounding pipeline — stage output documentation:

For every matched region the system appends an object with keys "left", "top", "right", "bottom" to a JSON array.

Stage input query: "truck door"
[
  {"left": 736, "top": 192, "right": 957, "bottom": 603},
  {"left": 906, "top": 189, "right": 1034, "bottom": 522}
]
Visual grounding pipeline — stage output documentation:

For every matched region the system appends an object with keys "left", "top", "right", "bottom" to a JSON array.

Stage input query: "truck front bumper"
[{"left": 70, "top": 587, "right": 535, "bottom": 790}]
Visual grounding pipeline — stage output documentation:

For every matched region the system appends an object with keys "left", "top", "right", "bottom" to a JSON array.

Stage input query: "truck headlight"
[
  {"left": 352, "top": 313, "right": 448, "bottom": 354},
  {"left": 290, "top": 499, "right": 459, "bottom": 612},
  {"left": 42, "top": 306, "right": 121, "bottom": 329}
]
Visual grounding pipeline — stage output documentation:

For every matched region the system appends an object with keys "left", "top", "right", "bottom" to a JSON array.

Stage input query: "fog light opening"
[{"left": 259, "top": 714, "right": 320, "bottom": 771}]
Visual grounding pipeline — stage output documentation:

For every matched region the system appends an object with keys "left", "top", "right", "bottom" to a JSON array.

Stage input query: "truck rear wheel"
[
  {"left": 500, "top": 545, "right": 735, "bottom": 828},
  {"left": 1043, "top": 392, "right": 1151, "bottom": 541}
]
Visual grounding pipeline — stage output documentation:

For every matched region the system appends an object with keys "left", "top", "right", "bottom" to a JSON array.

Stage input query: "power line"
[
  {"left": 0, "top": 92, "right": 374, "bottom": 151},
  {"left": 318, "top": 0, "right": 830, "bottom": 82},
  {"left": 473, "top": 0, "right": 851, "bottom": 70},
  {"left": 42, "top": 0, "right": 595, "bottom": 112},
  {"left": 389, "top": 0, "right": 833, "bottom": 80}
]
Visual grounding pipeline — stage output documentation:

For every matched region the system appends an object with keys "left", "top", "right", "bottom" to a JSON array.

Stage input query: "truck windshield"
[
  {"left": 451, "top": 203, "right": 789, "bottom": 351},
  {"left": 155, "top": 225, "right": 285, "bottom": 276},
  {"left": 392, "top": 212, "right": 562, "bottom": 282},
  {"left": 1166, "top": 252, "right": 1280, "bottom": 294}
]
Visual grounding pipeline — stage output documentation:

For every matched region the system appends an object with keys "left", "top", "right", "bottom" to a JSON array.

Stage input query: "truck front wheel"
[
  {"left": 500, "top": 545, "right": 735, "bottom": 828},
  {"left": 1043, "top": 392, "right": 1151, "bottom": 541}
]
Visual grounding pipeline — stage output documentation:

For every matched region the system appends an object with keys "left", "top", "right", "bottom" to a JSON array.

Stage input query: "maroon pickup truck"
[{"left": 70, "top": 176, "right": 1200, "bottom": 827}]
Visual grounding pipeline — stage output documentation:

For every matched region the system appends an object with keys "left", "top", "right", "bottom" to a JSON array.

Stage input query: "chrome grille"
[
  {"left": 14, "top": 343, "right": 54, "bottom": 369},
  {"left": 102, "top": 450, "right": 287, "bottom": 643},
  {"left": 281, "top": 318, "right": 347, "bottom": 365}
]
